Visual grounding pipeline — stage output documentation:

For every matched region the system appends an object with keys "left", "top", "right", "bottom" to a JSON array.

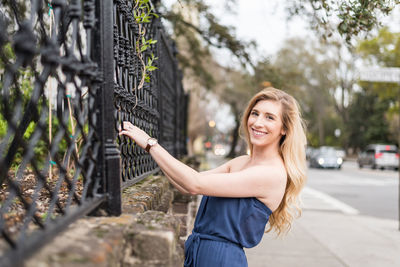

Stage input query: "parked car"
[
  {"left": 357, "top": 144, "right": 399, "bottom": 170},
  {"left": 309, "top": 146, "right": 343, "bottom": 169}
]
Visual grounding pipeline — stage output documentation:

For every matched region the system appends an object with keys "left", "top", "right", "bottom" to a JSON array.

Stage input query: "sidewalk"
[
  {"left": 203, "top": 153, "right": 400, "bottom": 267},
  {"left": 246, "top": 190, "right": 400, "bottom": 267}
]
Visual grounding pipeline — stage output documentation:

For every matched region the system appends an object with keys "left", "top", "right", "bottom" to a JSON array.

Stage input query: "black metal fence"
[{"left": 0, "top": 1, "right": 187, "bottom": 266}]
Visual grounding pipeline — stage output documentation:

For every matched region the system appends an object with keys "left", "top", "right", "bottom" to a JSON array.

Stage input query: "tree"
[
  {"left": 356, "top": 27, "right": 400, "bottom": 144},
  {"left": 256, "top": 38, "right": 340, "bottom": 146},
  {"left": 159, "top": 0, "right": 255, "bottom": 89},
  {"left": 285, "top": 0, "right": 399, "bottom": 43},
  {"left": 347, "top": 89, "right": 394, "bottom": 150},
  {"left": 157, "top": 0, "right": 260, "bottom": 156},
  {"left": 215, "top": 68, "right": 255, "bottom": 158}
]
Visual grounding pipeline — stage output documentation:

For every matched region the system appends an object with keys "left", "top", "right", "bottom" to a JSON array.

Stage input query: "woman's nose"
[{"left": 253, "top": 117, "right": 264, "bottom": 127}]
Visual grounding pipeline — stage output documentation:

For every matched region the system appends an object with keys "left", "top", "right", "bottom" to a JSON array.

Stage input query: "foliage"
[
  {"left": 355, "top": 27, "right": 400, "bottom": 145},
  {"left": 0, "top": 65, "right": 85, "bottom": 170},
  {"left": 133, "top": 0, "right": 159, "bottom": 89},
  {"left": 253, "top": 38, "right": 343, "bottom": 147},
  {"left": 286, "top": 0, "right": 399, "bottom": 43},
  {"left": 357, "top": 27, "right": 400, "bottom": 68},
  {"left": 159, "top": 0, "right": 255, "bottom": 89},
  {"left": 347, "top": 89, "right": 394, "bottom": 150}
]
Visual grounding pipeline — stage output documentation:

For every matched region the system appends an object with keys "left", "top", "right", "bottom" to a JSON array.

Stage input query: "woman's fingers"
[
  {"left": 122, "top": 121, "right": 134, "bottom": 130},
  {"left": 119, "top": 126, "right": 138, "bottom": 140},
  {"left": 118, "top": 130, "right": 130, "bottom": 138},
  {"left": 118, "top": 122, "right": 149, "bottom": 149}
]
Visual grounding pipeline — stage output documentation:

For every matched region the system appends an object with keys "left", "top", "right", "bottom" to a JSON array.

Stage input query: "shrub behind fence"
[{"left": 0, "top": 1, "right": 187, "bottom": 266}]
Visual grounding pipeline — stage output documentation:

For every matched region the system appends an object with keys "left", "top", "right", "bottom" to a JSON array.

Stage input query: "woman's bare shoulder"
[
  {"left": 244, "top": 158, "right": 287, "bottom": 184},
  {"left": 200, "top": 155, "right": 249, "bottom": 175},
  {"left": 229, "top": 155, "right": 250, "bottom": 164},
  {"left": 227, "top": 155, "right": 250, "bottom": 172}
]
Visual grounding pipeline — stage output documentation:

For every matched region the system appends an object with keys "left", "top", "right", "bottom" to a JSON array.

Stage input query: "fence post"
[
  {"left": 172, "top": 41, "right": 178, "bottom": 158},
  {"left": 94, "top": 0, "right": 121, "bottom": 216}
]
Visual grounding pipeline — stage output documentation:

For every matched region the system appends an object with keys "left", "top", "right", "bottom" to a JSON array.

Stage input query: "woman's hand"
[{"left": 118, "top": 121, "right": 150, "bottom": 150}]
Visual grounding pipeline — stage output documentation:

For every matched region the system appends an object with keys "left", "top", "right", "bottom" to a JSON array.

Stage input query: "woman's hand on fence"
[{"left": 118, "top": 121, "right": 150, "bottom": 149}]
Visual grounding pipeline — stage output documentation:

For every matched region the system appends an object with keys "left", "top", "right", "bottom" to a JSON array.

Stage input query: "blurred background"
[
  {"left": 159, "top": 0, "right": 399, "bottom": 160},
  {"left": 158, "top": 0, "right": 400, "bottom": 265}
]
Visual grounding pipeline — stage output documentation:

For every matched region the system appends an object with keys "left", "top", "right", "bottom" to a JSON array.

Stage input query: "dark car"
[
  {"left": 357, "top": 144, "right": 399, "bottom": 170},
  {"left": 309, "top": 146, "right": 343, "bottom": 169}
]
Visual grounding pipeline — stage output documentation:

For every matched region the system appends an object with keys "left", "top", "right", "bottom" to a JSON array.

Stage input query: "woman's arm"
[
  {"left": 163, "top": 157, "right": 233, "bottom": 194},
  {"left": 119, "top": 122, "right": 285, "bottom": 198},
  {"left": 163, "top": 172, "right": 190, "bottom": 194},
  {"left": 161, "top": 151, "right": 239, "bottom": 194}
]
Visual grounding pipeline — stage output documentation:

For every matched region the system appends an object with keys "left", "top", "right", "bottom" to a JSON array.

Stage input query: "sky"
[{"left": 208, "top": 0, "right": 310, "bottom": 67}]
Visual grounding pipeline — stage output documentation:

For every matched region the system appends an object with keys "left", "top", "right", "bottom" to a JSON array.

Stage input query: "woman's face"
[{"left": 247, "top": 99, "right": 285, "bottom": 148}]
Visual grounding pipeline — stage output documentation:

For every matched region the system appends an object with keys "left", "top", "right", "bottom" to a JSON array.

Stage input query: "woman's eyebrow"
[
  {"left": 252, "top": 109, "right": 278, "bottom": 117},
  {"left": 266, "top": 112, "right": 277, "bottom": 117}
]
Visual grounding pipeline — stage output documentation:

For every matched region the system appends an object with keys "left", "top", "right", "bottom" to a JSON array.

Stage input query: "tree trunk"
[
  {"left": 317, "top": 113, "right": 324, "bottom": 145},
  {"left": 227, "top": 105, "right": 240, "bottom": 158}
]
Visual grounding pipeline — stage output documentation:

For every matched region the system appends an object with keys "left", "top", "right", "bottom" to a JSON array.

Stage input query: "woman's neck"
[{"left": 249, "top": 143, "right": 281, "bottom": 165}]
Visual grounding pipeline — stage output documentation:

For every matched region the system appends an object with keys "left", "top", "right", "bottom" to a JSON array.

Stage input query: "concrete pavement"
[{"left": 246, "top": 189, "right": 400, "bottom": 267}]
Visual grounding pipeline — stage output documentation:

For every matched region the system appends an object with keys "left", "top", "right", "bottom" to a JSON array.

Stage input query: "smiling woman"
[
  {"left": 119, "top": 87, "right": 307, "bottom": 267},
  {"left": 239, "top": 88, "right": 307, "bottom": 236}
]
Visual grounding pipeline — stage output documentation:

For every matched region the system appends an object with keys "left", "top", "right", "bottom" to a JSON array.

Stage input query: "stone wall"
[{"left": 26, "top": 173, "right": 198, "bottom": 267}]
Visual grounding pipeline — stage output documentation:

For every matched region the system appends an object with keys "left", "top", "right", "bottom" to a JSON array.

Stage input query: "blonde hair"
[{"left": 240, "top": 87, "right": 307, "bottom": 236}]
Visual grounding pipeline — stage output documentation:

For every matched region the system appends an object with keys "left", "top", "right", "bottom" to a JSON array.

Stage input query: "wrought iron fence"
[{"left": 0, "top": 0, "right": 187, "bottom": 266}]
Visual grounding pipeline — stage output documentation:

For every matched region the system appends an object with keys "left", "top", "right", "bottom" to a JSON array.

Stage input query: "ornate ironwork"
[
  {"left": 0, "top": 1, "right": 105, "bottom": 265},
  {"left": 113, "top": 0, "right": 161, "bottom": 188},
  {"left": 114, "top": 0, "right": 188, "bottom": 189},
  {"left": 0, "top": 0, "right": 187, "bottom": 266}
]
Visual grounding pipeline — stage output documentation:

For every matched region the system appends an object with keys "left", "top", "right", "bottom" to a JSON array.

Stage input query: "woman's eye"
[
  {"left": 251, "top": 111, "right": 258, "bottom": 116},
  {"left": 267, "top": 115, "right": 274, "bottom": 120}
]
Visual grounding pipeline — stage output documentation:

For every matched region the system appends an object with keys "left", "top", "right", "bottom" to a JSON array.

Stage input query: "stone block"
[
  {"left": 172, "top": 202, "right": 188, "bottom": 213},
  {"left": 155, "top": 190, "right": 174, "bottom": 213},
  {"left": 132, "top": 230, "right": 175, "bottom": 261},
  {"left": 23, "top": 173, "right": 196, "bottom": 267}
]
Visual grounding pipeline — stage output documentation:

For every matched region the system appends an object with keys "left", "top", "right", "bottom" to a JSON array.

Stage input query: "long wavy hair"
[{"left": 239, "top": 87, "right": 307, "bottom": 236}]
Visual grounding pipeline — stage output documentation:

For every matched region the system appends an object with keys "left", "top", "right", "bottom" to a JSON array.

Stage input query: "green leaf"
[{"left": 141, "top": 45, "right": 148, "bottom": 52}]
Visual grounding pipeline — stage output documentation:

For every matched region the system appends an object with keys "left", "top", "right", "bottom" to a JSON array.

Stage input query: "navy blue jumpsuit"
[{"left": 184, "top": 196, "right": 272, "bottom": 267}]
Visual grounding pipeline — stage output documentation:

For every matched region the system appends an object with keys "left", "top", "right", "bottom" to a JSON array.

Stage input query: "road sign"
[{"left": 359, "top": 67, "right": 400, "bottom": 83}]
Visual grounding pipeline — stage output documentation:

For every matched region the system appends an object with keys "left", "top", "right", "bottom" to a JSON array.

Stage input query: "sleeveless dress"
[{"left": 184, "top": 196, "right": 272, "bottom": 267}]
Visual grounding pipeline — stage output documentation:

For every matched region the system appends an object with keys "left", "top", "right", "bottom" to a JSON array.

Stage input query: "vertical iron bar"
[
  {"left": 173, "top": 42, "right": 178, "bottom": 157},
  {"left": 94, "top": 0, "right": 121, "bottom": 215},
  {"left": 156, "top": 21, "right": 163, "bottom": 147},
  {"left": 397, "top": 82, "right": 400, "bottom": 231}
]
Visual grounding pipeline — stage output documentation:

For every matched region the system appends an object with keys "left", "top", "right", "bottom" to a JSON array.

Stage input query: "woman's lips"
[{"left": 251, "top": 128, "right": 267, "bottom": 137}]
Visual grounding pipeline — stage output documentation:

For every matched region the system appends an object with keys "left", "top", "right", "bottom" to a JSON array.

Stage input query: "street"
[{"left": 306, "top": 160, "right": 399, "bottom": 220}]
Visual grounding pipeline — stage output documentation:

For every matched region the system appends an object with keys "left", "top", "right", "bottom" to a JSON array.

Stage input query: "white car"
[
  {"left": 309, "top": 146, "right": 343, "bottom": 169},
  {"left": 358, "top": 144, "right": 399, "bottom": 170}
]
